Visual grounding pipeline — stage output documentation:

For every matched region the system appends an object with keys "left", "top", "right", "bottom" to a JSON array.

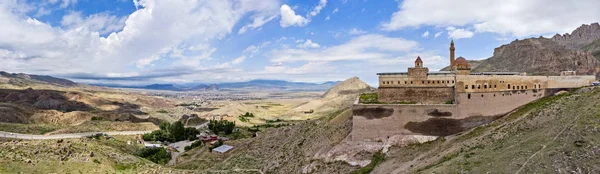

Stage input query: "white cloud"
[
  {"left": 297, "top": 39, "right": 321, "bottom": 49},
  {"left": 349, "top": 28, "right": 366, "bottom": 35},
  {"left": 332, "top": 7, "right": 338, "bottom": 14},
  {"left": 0, "top": 0, "right": 280, "bottom": 83},
  {"left": 447, "top": 27, "right": 474, "bottom": 39},
  {"left": 421, "top": 31, "right": 429, "bottom": 38},
  {"left": 61, "top": 11, "right": 126, "bottom": 35},
  {"left": 279, "top": 4, "right": 309, "bottom": 27},
  {"left": 434, "top": 31, "right": 442, "bottom": 38},
  {"left": 309, "top": 0, "right": 327, "bottom": 17},
  {"left": 272, "top": 34, "right": 419, "bottom": 62},
  {"left": 232, "top": 55, "right": 246, "bottom": 64},
  {"left": 381, "top": 0, "right": 600, "bottom": 37},
  {"left": 60, "top": 0, "right": 77, "bottom": 8},
  {"left": 325, "top": 15, "right": 330, "bottom": 20},
  {"left": 237, "top": 0, "right": 280, "bottom": 34}
]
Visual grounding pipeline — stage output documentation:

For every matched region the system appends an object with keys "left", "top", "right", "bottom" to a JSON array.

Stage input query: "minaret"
[{"left": 450, "top": 40, "right": 455, "bottom": 69}]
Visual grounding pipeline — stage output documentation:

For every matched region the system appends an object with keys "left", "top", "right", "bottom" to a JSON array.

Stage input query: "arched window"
[
  {"left": 508, "top": 84, "right": 511, "bottom": 89},
  {"left": 468, "top": 93, "right": 471, "bottom": 99},
  {"left": 472, "top": 85, "right": 475, "bottom": 89},
  {"left": 478, "top": 85, "right": 481, "bottom": 89},
  {"left": 484, "top": 85, "right": 487, "bottom": 89},
  {"left": 465, "top": 85, "right": 468, "bottom": 89}
]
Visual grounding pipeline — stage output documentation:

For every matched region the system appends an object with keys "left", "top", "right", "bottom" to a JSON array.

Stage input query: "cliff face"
[
  {"left": 552, "top": 23, "right": 600, "bottom": 49},
  {"left": 473, "top": 38, "right": 599, "bottom": 76}
]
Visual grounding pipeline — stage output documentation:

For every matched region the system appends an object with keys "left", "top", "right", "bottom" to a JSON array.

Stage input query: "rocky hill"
[
  {"left": 443, "top": 23, "right": 600, "bottom": 77},
  {"left": 472, "top": 38, "right": 599, "bottom": 76},
  {"left": 322, "top": 77, "right": 374, "bottom": 99},
  {"left": 551, "top": 23, "right": 600, "bottom": 49}
]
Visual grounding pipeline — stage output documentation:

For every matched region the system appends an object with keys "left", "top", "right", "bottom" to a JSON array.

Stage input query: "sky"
[{"left": 0, "top": 0, "right": 599, "bottom": 86}]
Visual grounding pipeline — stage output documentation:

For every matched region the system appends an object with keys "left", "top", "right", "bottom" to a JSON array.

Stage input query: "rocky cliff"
[
  {"left": 472, "top": 38, "right": 599, "bottom": 76},
  {"left": 551, "top": 23, "right": 600, "bottom": 49}
]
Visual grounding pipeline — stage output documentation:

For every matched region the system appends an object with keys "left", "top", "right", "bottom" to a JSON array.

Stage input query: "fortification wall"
[
  {"left": 379, "top": 75, "right": 455, "bottom": 87},
  {"left": 351, "top": 104, "right": 458, "bottom": 141},
  {"left": 378, "top": 87, "right": 454, "bottom": 104},
  {"left": 455, "top": 90, "right": 544, "bottom": 119}
]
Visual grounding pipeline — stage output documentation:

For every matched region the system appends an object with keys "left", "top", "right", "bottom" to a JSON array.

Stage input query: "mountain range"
[
  {"left": 442, "top": 23, "right": 600, "bottom": 78},
  {"left": 92, "top": 79, "right": 341, "bottom": 91}
]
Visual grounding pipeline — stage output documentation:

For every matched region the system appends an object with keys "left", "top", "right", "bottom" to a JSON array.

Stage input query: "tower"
[
  {"left": 450, "top": 40, "right": 455, "bottom": 69},
  {"left": 415, "top": 56, "right": 423, "bottom": 68}
]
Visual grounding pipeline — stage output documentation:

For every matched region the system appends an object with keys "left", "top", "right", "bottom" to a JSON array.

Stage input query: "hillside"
[
  {"left": 472, "top": 38, "right": 599, "bottom": 76},
  {"left": 371, "top": 87, "right": 600, "bottom": 173},
  {"left": 0, "top": 71, "right": 77, "bottom": 87}
]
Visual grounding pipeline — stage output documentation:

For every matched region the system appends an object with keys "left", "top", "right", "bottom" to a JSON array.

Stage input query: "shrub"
[
  {"left": 184, "top": 140, "right": 204, "bottom": 151},
  {"left": 90, "top": 116, "right": 104, "bottom": 121},
  {"left": 157, "top": 110, "right": 169, "bottom": 114},
  {"left": 135, "top": 147, "right": 171, "bottom": 164},
  {"left": 353, "top": 151, "right": 385, "bottom": 174},
  {"left": 208, "top": 119, "right": 236, "bottom": 135}
]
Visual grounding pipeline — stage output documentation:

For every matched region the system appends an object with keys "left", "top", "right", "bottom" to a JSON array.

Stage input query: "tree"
[
  {"left": 159, "top": 122, "right": 171, "bottom": 131},
  {"left": 208, "top": 119, "right": 236, "bottom": 135},
  {"left": 184, "top": 127, "right": 199, "bottom": 141},
  {"left": 169, "top": 121, "right": 186, "bottom": 141}
]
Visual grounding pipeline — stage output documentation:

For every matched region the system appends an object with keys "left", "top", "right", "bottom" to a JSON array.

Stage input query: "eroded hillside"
[{"left": 371, "top": 87, "right": 600, "bottom": 173}]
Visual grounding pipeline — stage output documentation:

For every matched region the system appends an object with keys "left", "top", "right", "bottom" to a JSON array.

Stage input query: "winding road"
[{"left": 0, "top": 131, "right": 152, "bottom": 140}]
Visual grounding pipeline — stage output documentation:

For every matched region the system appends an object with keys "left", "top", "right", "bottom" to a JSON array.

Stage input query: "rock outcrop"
[
  {"left": 473, "top": 38, "right": 599, "bottom": 76},
  {"left": 552, "top": 23, "right": 600, "bottom": 49}
]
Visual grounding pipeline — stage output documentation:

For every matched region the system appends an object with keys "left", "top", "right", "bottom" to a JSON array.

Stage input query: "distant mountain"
[
  {"left": 92, "top": 79, "right": 340, "bottom": 91},
  {"left": 0, "top": 71, "right": 77, "bottom": 87},
  {"left": 439, "top": 23, "right": 600, "bottom": 77}
]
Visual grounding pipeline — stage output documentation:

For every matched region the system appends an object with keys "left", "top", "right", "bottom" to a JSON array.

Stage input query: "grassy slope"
[
  {"left": 0, "top": 135, "right": 191, "bottom": 173},
  {"left": 373, "top": 88, "right": 600, "bottom": 173},
  {"left": 175, "top": 109, "right": 358, "bottom": 173}
]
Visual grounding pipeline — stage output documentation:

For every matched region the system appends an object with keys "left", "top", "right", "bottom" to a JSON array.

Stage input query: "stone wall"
[{"left": 378, "top": 87, "right": 454, "bottom": 104}]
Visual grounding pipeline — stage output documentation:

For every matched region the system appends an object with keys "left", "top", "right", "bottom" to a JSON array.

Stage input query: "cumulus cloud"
[
  {"left": 447, "top": 27, "right": 474, "bottom": 39},
  {"left": 381, "top": 0, "right": 600, "bottom": 37},
  {"left": 422, "top": 31, "right": 429, "bottom": 38},
  {"left": 271, "top": 34, "right": 419, "bottom": 62},
  {"left": 279, "top": 4, "right": 309, "bottom": 27},
  {"left": 0, "top": 0, "right": 281, "bottom": 83},
  {"left": 297, "top": 40, "right": 321, "bottom": 49}
]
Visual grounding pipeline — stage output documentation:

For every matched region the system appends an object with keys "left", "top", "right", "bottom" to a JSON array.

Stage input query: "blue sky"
[{"left": 0, "top": 0, "right": 598, "bottom": 86}]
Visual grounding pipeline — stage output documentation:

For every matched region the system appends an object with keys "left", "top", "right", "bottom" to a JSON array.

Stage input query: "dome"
[{"left": 454, "top": 57, "right": 470, "bottom": 69}]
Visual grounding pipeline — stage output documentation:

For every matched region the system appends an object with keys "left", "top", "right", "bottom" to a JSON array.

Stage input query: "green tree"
[{"left": 169, "top": 121, "right": 186, "bottom": 141}]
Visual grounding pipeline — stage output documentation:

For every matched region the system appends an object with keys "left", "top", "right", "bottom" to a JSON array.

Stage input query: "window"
[
  {"left": 442, "top": 81, "right": 445, "bottom": 84},
  {"left": 452, "top": 80, "right": 454, "bottom": 83},
  {"left": 508, "top": 84, "right": 511, "bottom": 89},
  {"left": 494, "top": 85, "right": 497, "bottom": 88},
  {"left": 465, "top": 85, "right": 468, "bottom": 89},
  {"left": 422, "top": 81, "right": 424, "bottom": 84},
  {"left": 525, "top": 86, "right": 527, "bottom": 89},
  {"left": 447, "top": 80, "right": 450, "bottom": 83},
  {"left": 438, "top": 80, "right": 440, "bottom": 84},
  {"left": 411, "top": 81, "right": 413, "bottom": 84},
  {"left": 494, "top": 94, "right": 496, "bottom": 97},
  {"left": 468, "top": 93, "right": 471, "bottom": 99},
  {"left": 472, "top": 85, "right": 475, "bottom": 89},
  {"left": 481, "top": 94, "right": 484, "bottom": 97},
  {"left": 478, "top": 85, "right": 481, "bottom": 89},
  {"left": 428, "top": 81, "right": 431, "bottom": 84},
  {"left": 513, "top": 86, "right": 515, "bottom": 90},
  {"left": 484, "top": 85, "right": 487, "bottom": 89},
  {"left": 405, "top": 81, "right": 407, "bottom": 84}
]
